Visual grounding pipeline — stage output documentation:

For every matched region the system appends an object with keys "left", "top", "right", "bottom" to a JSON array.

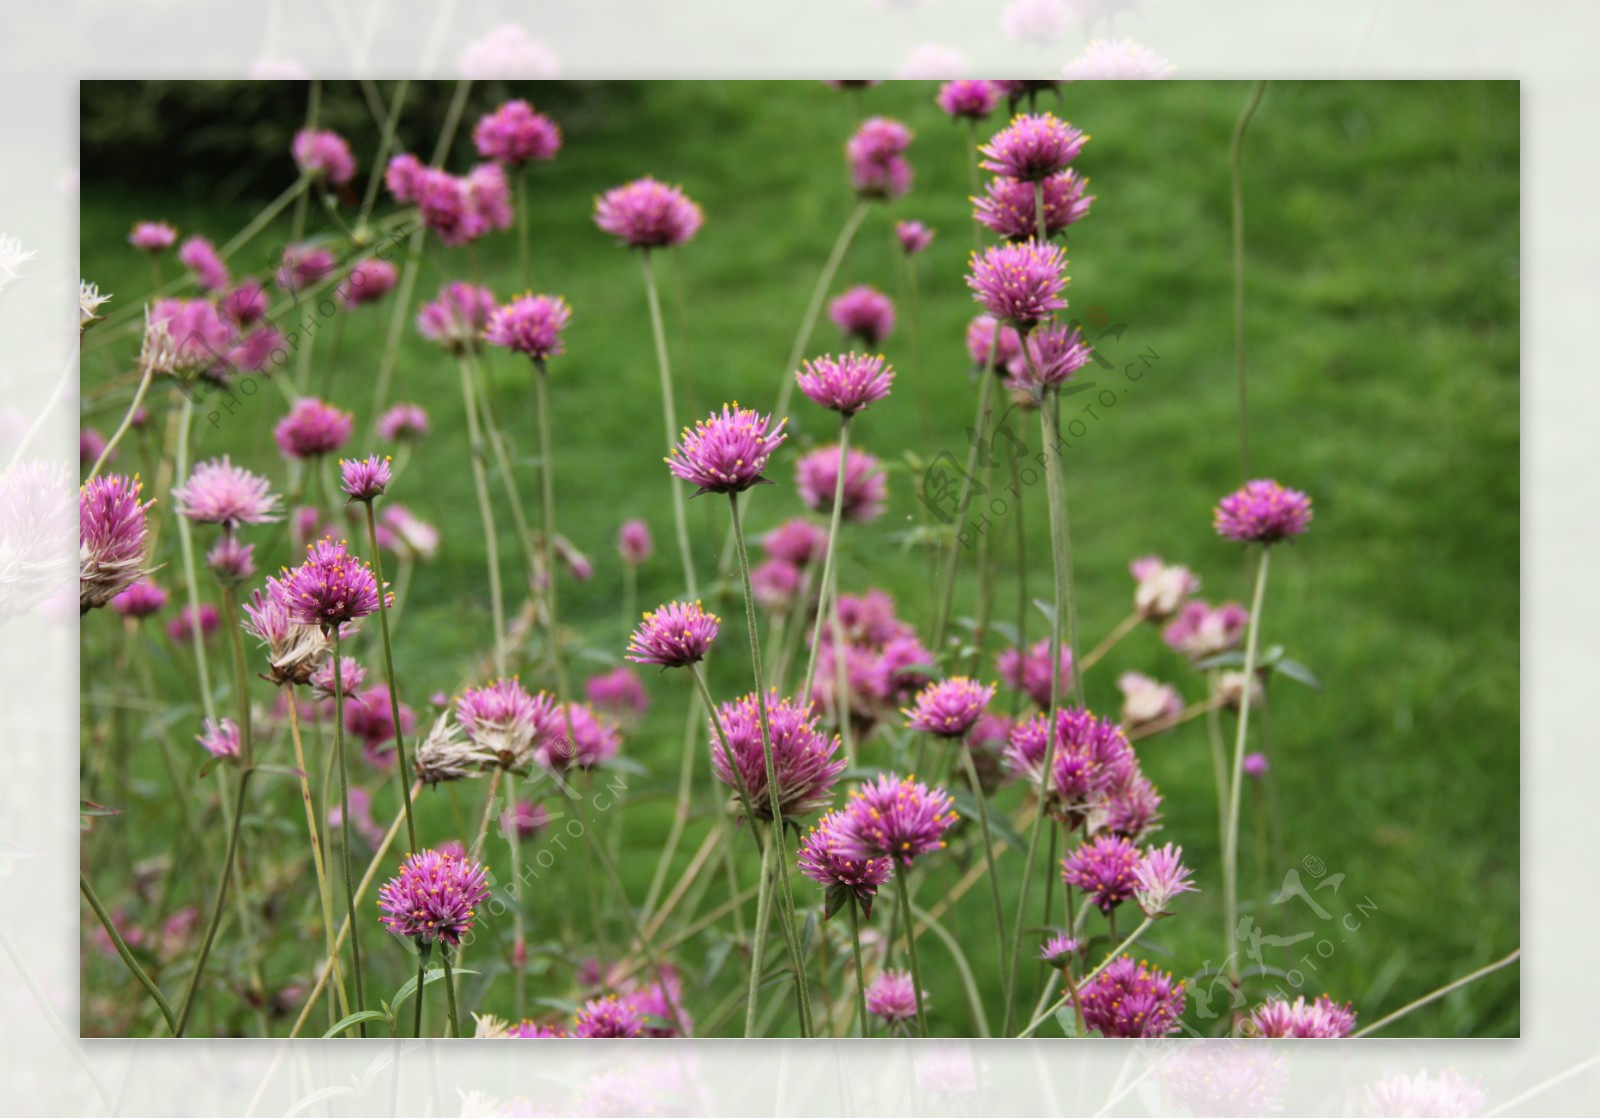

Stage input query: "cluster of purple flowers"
[
  {"left": 387, "top": 153, "right": 515, "bottom": 247},
  {"left": 1003, "top": 706, "right": 1161, "bottom": 837},
  {"left": 1246, "top": 994, "right": 1357, "bottom": 1038},
  {"left": 1061, "top": 834, "right": 1196, "bottom": 917},
  {"left": 810, "top": 589, "right": 937, "bottom": 736},
  {"left": 797, "top": 772, "right": 957, "bottom": 914},
  {"left": 1071, "top": 956, "right": 1187, "bottom": 1038}
]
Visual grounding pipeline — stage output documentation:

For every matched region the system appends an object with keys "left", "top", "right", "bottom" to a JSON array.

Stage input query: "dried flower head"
[
  {"left": 241, "top": 576, "right": 335, "bottom": 686},
  {"left": 457, "top": 678, "right": 555, "bottom": 769}
]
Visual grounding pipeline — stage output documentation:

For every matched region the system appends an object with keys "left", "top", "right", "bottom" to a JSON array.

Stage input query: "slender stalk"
[
  {"left": 639, "top": 252, "right": 699, "bottom": 600},
  {"left": 1018, "top": 916, "right": 1155, "bottom": 1037},
  {"left": 772, "top": 200, "right": 872, "bottom": 421},
  {"left": 457, "top": 355, "right": 507, "bottom": 676},
  {"left": 1352, "top": 948, "right": 1522, "bottom": 1038},
  {"left": 1222, "top": 549, "right": 1271, "bottom": 986},
  {"left": 642, "top": 701, "right": 702, "bottom": 918},
  {"left": 1230, "top": 81, "right": 1267, "bottom": 481},
  {"left": 172, "top": 398, "right": 216, "bottom": 723},
  {"left": 413, "top": 944, "right": 431, "bottom": 1039},
  {"left": 86, "top": 353, "right": 157, "bottom": 482},
  {"left": 958, "top": 746, "right": 1010, "bottom": 999},
  {"left": 468, "top": 768, "right": 505, "bottom": 860},
  {"left": 466, "top": 349, "right": 539, "bottom": 583},
  {"left": 801, "top": 415, "right": 852, "bottom": 704},
  {"left": 896, "top": 876, "right": 928, "bottom": 1037},
  {"left": 847, "top": 901, "right": 869, "bottom": 1038},
  {"left": 516, "top": 167, "right": 531, "bottom": 286},
  {"left": 286, "top": 696, "right": 348, "bottom": 1023},
  {"left": 220, "top": 579, "right": 269, "bottom": 1023},
  {"left": 504, "top": 768, "right": 526, "bottom": 1019},
  {"left": 173, "top": 768, "right": 253, "bottom": 1036},
  {"left": 359, "top": 80, "right": 410, "bottom": 232},
  {"left": 932, "top": 355, "right": 997, "bottom": 653},
  {"left": 80, "top": 874, "right": 176, "bottom": 1035},
  {"left": 441, "top": 946, "right": 462, "bottom": 1038},
  {"left": 367, "top": 226, "right": 426, "bottom": 437},
  {"left": 1080, "top": 611, "right": 1140, "bottom": 673},
  {"left": 361, "top": 499, "right": 418, "bottom": 851},
  {"left": 745, "top": 833, "right": 776, "bottom": 1038},
  {"left": 728, "top": 493, "right": 814, "bottom": 1036},
  {"left": 330, "top": 631, "right": 367, "bottom": 1032},
  {"left": 911, "top": 901, "right": 992, "bottom": 1038}
]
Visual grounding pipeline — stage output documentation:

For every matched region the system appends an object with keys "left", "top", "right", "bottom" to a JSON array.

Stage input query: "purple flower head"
[
  {"left": 1133, "top": 842, "right": 1197, "bottom": 917},
  {"left": 594, "top": 177, "right": 705, "bottom": 249},
  {"left": 865, "top": 970, "right": 921, "bottom": 1025},
  {"left": 796, "top": 353, "right": 895, "bottom": 416},
  {"left": 1129, "top": 555, "right": 1200, "bottom": 621},
  {"left": 852, "top": 154, "right": 914, "bottom": 201},
  {"left": 967, "top": 239, "right": 1069, "bottom": 327},
  {"left": 276, "top": 244, "right": 337, "bottom": 294},
  {"left": 1117, "top": 672, "right": 1183, "bottom": 730},
  {"left": 1039, "top": 934, "right": 1081, "bottom": 968},
  {"left": 1163, "top": 600, "right": 1249, "bottom": 662},
  {"left": 309, "top": 655, "right": 366, "bottom": 701},
  {"left": 974, "top": 170, "right": 1094, "bottom": 242},
  {"left": 626, "top": 599, "right": 720, "bottom": 668},
  {"left": 1214, "top": 479, "right": 1314, "bottom": 544},
  {"left": 274, "top": 398, "right": 353, "bottom": 460},
  {"left": 412, "top": 168, "right": 487, "bottom": 246},
  {"left": 1003, "top": 707, "right": 1137, "bottom": 824},
  {"left": 384, "top": 153, "right": 425, "bottom": 204},
  {"left": 585, "top": 666, "right": 649, "bottom": 724},
  {"left": 1073, "top": 956, "right": 1186, "bottom": 1038},
  {"left": 538, "top": 702, "right": 621, "bottom": 771},
  {"left": 129, "top": 221, "right": 177, "bottom": 252},
  {"left": 572, "top": 995, "right": 644, "bottom": 1039},
  {"left": 172, "top": 456, "right": 281, "bottom": 528},
  {"left": 621, "top": 965, "right": 692, "bottom": 1037},
  {"left": 997, "top": 638, "right": 1074, "bottom": 710},
  {"left": 221, "top": 281, "right": 268, "bottom": 327},
  {"left": 667, "top": 403, "right": 787, "bottom": 496},
  {"left": 177, "top": 236, "right": 229, "bottom": 293},
  {"left": 378, "top": 403, "right": 429, "bottom": 442},
  {"left": 339, "top": 455, "right": 392, "bottom": 502},
  {"left": 1363, "top": 1070, "right": 1487, "bottom": 1118},
  {"left": 751, "top": 558, "right": 802, "bottom": 612},
  {"left": 849, "top": 116, "right": 913, "bottom": 162},
  {"left": 1242, "top": 752, "right": 1269, "bottom": 779},
  {"left": 474, "top": 100, "right": 562, "bottom": 166},
  {"left": 457, "top": 677, "right": 554, "bottom": 768},
  {"left": 417, "top": 282, "right": 497, "bottom": 353},
  {"left": 980, "top": 113, "right": 1088, "bottom": 180},
  {"left": 292, "top": 128, "right": 357, "bottom": 185},
  {"left": 966, "top": 314, "right": 1026, "bottom": 376},
  {"left": 242, "top": 576, "right": 336, "bottom": 685},
  {"left": 904, "top": 677, "right": 995, "bottom": 738},
  {"left": 1012, "top": 322, "right": 1092, "bottom": 392},
  {"left": 896, "top": 220, "right": 935, "bottom": 255},
  {"left": 763, "top": 517, "right": 828, "bottom": 567},
  {"left": 377, "top": 848, "right": 491, "bottom": 946},
  {"left": 111, "top": 579, "right": 167, "bottom": 620},
  {"left": 937, "top": 79, "right": 1000, "bottom": 120},
  {"left": 196, "top": 717, "right": 240, "bottom": 760},
  {"left": 280, "top": 537, "right": 386, "bottom": 629},
  {"left": 810, "top": 640, "right": 886, "bottom": 733},
  {"left": 167, "top": 603, "right": 219, "bottom": 645},
  {"left": 871, "top": 633, "right": 938, "bottom": 707},
  {"left": 1062, "top": 833, "right": 1144, "bottom": 913},
  {"left": 847, "top": 117, "right": 915, "bottom": 201},
  {"left": 147, "top": 298, "right": 234, "bottom": 376},
  {"left": 1093, "top": 770, "right": 1164, "bottom": 841},
  {"left": 798, "top": 808, "right": 894, "bottom": 918},
  {"left": 206, "top": 536, "right": 255, "bottom": 583},
  {"left": 339, "top": 259, "right": 398, "bottom": 309},
  {"left": 79, "top": 474, "right": 154, "bottom": 612},
  {"left": 465, "top": 163, "right": 515, "bottom": 233},
  {"left": 796, "top": 444, "right": 887, "bottom": 523},
  {"left": 617, "top": 519, "right": 652, "bottom": 565},
  {"left": 837, "top": 772, "right": 958, "bottom": 868},
  {"left": 484, "top": 293, "right": 570, "bottom": 361},
  {"left": 711, "top": 691, "right": 845, "bottom": 820},
  {"left": 1246, "top": 995, "right": 1357, "bottom": 1038},
  {"left": 827, "top": 287, "right": 897, "bottom": 347}
]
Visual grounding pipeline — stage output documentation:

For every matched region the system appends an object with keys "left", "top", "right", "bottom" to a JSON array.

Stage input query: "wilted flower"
[
  {"left": 967, "top": 239, "right": 1069, "bottom": 327},
  {"left": 457, "top": 677, "right": 554, "bottom": 769},
  {"left": 484, "top": 293, "right": 571, "bottom": 361},
  {"left": 146, "top": 298, "right": 233, "bottom": 375},
  {"left": 1163, "top": 600, "right": 1249, "bottom": 662},
  {"left": 377, "top": 848, "right": 491, "bottom": 946},
  {"left": 1246, "top": 994, "right": 1357, "bottom": 1038},
  {"left": 474, "top": 100, "right": 562, "bottom": 166},
  {"left": 828, "top": 286, "right": 896, "bottom": 347},
  {"left": 79, "top": 474, "right": 153, "bottom": 613},
  {"left": 666, "top": 403, "right": 787, "bottom": 496},
  {"left": 1214, "top": 479, "right": 1314, "bottom": 544},
  {"left": 1129, "top": 555, "right": 1200, "bottom": 621},
  {"left": 626, "top": 599, "right": 720, "bottom": 668},
  {"left": 172, "top": 456, "right": 281, "bottom": 527},
  {"left": 79, "top": 282, "right": 111, "bottom": 331},
  {"left": 594, "top": 178, "right": 704, "bottom": 249},
  {"left": 292, "top": 128, "right": 357, "bottom": 185},
  {"left": 711, "top": 691, "right": 845, "bottom": 820},
  {"left": 1072, "top": 956, "right": 1186, "bottom": 1038},
  {"left": 1118, "top": 672, "right": 1183, "bottom": 730},
  {"left": 274, "top": 398, "right": 353, "bottom": 460},
  {"left": 979, "top": 113, "right": 1088, "bottom": 180},
  {"left": 904, "top": 677, "right": 995, "bottom": 737},
  {"left": 795, "top": 444, "right": 887, "bottom": 523},
  {"left": 241, "top": 576, "right": 334, "bottom": 686},
  {"left": 413, "top": 714, "right": 488, "bottom": 784},
  {"left": 796, "top": 352, "right": 895, "bottom": 416},
  {"left": 1216, "top": 669, "right": 1266, "bottom": 711}
]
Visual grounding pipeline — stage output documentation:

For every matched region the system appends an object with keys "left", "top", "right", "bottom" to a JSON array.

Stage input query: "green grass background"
[{"left": 78, "top": 80, "right": 1519, "bottom": 1037}]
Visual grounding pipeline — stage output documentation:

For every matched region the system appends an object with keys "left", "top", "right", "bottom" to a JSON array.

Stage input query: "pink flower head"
[
  {"left": 167, "top": 603, "right": 219, "bottom": 644},
  {"left": 280, "top": 537, "right": 387, "bottom": 629},
  {"left": 276, "top": 244, "right": 337, "bottom": 294},
  {"left": 796, "top": 444, "right": 887, "bottom": 523},
  {"left": 147, "top": 298, "right": 234, "bottom": 375},
  {"left": 849, "top": 116, "right": 912, "bottom": 163},
  {"left": 1094, "top": 770, "right": 1164, "bottom": 841},
  {"left": 626, "top": 599, "right": 720, "bottom": 668},
  {"left": 221, "top": 281, "right": 268, "bottom": 327},
  {"left": 413, "top": 168, "right": 485, "bottom": 246},
  {"left": 377, "top": 848, "right": 491, "bottom": 946},
  {"left": 1040, "top": 933, "right": 1081, "bottom": 968},
  {"left": 1004, "top": 707, "right": 1137, "bottom": 824},
  {"left": 1242, "top": 752, "right": 1269, "bottom": 779},
  {"left": 474, "top": 99, "right": 562, "bottom": 166},
  {"left": 79, "top": 474, "right": 154, "bottom": 612},
  {"left": 828, "top": 286, "right": 896, "bottom": 347},
  {"left": 871, "top": 634, "right": 940, "bottom": 705},
  {"left": 572, "top": 995, "right": 644, "bottom": 1039},
  {"left": 197, "top": 717, "right": 240, "bottom": 759},
  {"left": 1133, "top": 842, "right": 1197, "bottom": 917},
  {"left": 484, "top": 293, "right": 570, "bottom": 361},
  {"left": 1012, "top": 322, "right": 1092, "bottom": 392},
  {"left": 538, "top": 702, "right": 621, "bottom": 771},
  {"left": 1162, "top": 600, "right": 1249, "bottom": 662},
  {"left": 274, "top": 398, "right": 353, "bottom": 460},
  {"left": 417, "top": 282, "right": 498, "bottom": 353},
  {"left": 111, "top": 579, "right": 167, "bottom": 619},
  {"left": 966, "top": 314, "right": 1026, "bottom": 376},
  {"left": 378, "top": 403, "right": 429, "bottom": 442},
  {"left": 837, "top": 772, "right": 958, "bottom": 868},
  {"left": 617, "top": 518, "right": 652, "bottom": 565},
  {"left": 206, "top": 536, "right": 255, "bottom": 582},
  {"left": 594, "top": 177, "right": 705, "bottom": 249},
  {"left": 459, "top": 23, "right": 561, "bottom": 79},
  {"left": 339, "top": 455, "right": 392, "bottom": 501},
  {"left": 1247, "top": 995, "right": 1357, "bottom": 1038},
  {"left": 1214, "top": 479, "right": 1313, "bottom": 544},
  {"left": 177, "top": 236, "right": 229, "bottom": 293},
  {"left": 711, "top": 690, "right": 845, "bottom": 820},
  {"left": 751, "top": 558, "right": 802, "bottom": 612},
  {"left": 798, "top": 808, "right": 895, "bottom": 918},
  {"left": 852, "top": 153, "right": 914, "bottom": 200},
  {"left": 339, "top": 259, "right": 398, "bottom": 309},
  {"left": 385, "top": 153, "right": 426, "bottom": 204},
  {"left": 866, "top": 970, "right": 921, "bottom": 1026},
  {"left": 465, "top": 163, "right": 515, "bottom": 233},
  {"left": 585, "top": 666, "right": 649, "bottom": 723},
  {"left": 1073, "top": 957, "right": 1186, "bottom": 1038},
  {"left": 967, "top": 239, "right": 1069, "bottom": 327},
  {"left": 904, "top": 677, "right": 995, "bottom": 738},
  {"left": 1117, "top": 672, "right": 1183, "bottom": 730},
  {"left": 980, "top": 113, "right": 1088, "bottom": 181},
  {"left": 309, "top": 654, "right": 366, "bottom": 701},
  {"left": 172, "top": 456, "right": 281, "bottom": 527},
  {"left": 667, "top": 403, "right": 787, "bottom": 496},
  {"left": 937, "top": 79, "right": 1000, "bottom": 120},
  {"left": 457, "top": 677, "right": 554, "bottom": 766},
  {"left": 1062, "top": 833, "right": 1144, "bottom": 913},
  {"left": 1129, "top": 555, "right": 1200, "bottom": 621},
  {"left": 974, "top": 170, "right": 1094, "bottom": 242},
  {"left": 896, "top": 220, "right": 935, "bottom": 255},
  {"left": 796, "top": 352, "right": 895, "bottom": 416},
  {"left": 763, "top": 517, "right": 828, "bottom": 567},
  {"left": 292, "top": 128, "right": 357, "bottom": 185},
  {"left": 847, "top": 117, "right": 915, "bottom": 201},
  {"left": 129, "top": 221, "right": 177, "bottom": 252},
  {"left": 997, "top": 638, "right": 1074, "bottom": 709}
]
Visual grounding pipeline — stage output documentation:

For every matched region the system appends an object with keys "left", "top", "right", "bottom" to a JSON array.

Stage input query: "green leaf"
[
  {"left": 250, "top": 762, "right": 308, "bottom": 780},
  {"left": 389, "top": 966, "right": 480, "bottom": 1013},
  {"left": 1032, "top": 598, "right": 1056, "bottom": 624},
  {"left": 1193, "top": 651, "right": 1246, "bottom": 671},
  {"left": 1274, "top": 657, "right": 1322, "bottom": 689},
  {"left": 1055, "top": 1007, "right": 1081, "bottom": 1038},
  {"left": 79, "top": 799, "right": 121, "bottom": 818},
  {"left": 322, "top": 1009, "right": 390, "bottom": 1038}
]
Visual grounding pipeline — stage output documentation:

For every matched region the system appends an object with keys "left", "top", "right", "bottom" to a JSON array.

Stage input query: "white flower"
[{"left": 79, "top": 281, "right": 111, "bottom": 332}]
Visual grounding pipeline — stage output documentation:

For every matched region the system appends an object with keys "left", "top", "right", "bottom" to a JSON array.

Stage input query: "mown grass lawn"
[{"left": 79, "top": 79, "right": 1518, "bottom": 1037}]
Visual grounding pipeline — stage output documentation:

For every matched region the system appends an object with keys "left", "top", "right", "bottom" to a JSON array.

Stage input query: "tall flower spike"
[
  {"left": 795, "top": 353, "right": 895, "bottom": 417},
  {"left": 376, "top": 848, "right": 491, "bottom": 946},
  {"left": 665, "top": 403, "right": 787, "bottom": 496},
  {"left": 625, "top": 599, "right": 719, "bottom": 668}
]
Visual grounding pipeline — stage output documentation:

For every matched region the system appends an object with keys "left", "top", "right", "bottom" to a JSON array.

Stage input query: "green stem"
[
  {"left": 80, "top": 873, "right": 177, "bottom": 1035},
  {"left": 516, "top": 166, "right": 531, "bottom": 286},
  {"left": 85, "top": 354, "right": 157, "bottom": 483},
  {"left": 896, "top": 875, "right": 927, "bottom": 1037},
  {"left": 331, "top": 631, "right": 367, "bottom": 1032},
  {"left": 1222, "top": 548, "right": 1271, "bottom": 986},
  {"left": 219, "top": 578, "right": 269, "bottom": 1027},
  {"left": 362, "top": 499, "right": 418, "bottom": 851},
  {"left": 847, "top": 900, "right": 869, "bottom": 1039},
  {"left": 367, "top": 226, "right": 426, "bottom": 439},
  {"left": 1017, "top": 917, "right": 1154, "bottom": 1037},
  {"left": 413, "top": 943, "right": 431, "bottom": 1038},
  {"left": 457, "top": 355, "right": 507, "bottom": 676},
  {"left": 1230, "top": 81, "right": 1267, "bottom": 481},
  {"left": 286, "top": 695, "right": 348, "bottom": 1025},
  {"left": 173, "top": 768, "right": 252, "bottom": 1036},
  {"left": 505, "top": 768, "right": 526, "bottom": 1019},
  {"left": 932, "top": 351, "right": 997, "bottom": 653},
  {"left": 772, "top": 200, "right": 872, "bottom": 422},
  {"left": 639, "top": 252, "right": 699, "bottom": 600},
  {"left": 957, "top": 746, "right": 1009, "bottom": 1001},
  {"left": 172, "top": 397, "right": 216, "bottom": 724},
  {"left": 800, "top": 415, "right": 852, "bottom": 710},
  {"left": 1350, "top": 948, "right": 1521, "bottom": 1038},
  {"left": 911, "top": 900, "right": 992, "bottom": 1038},
  {"left": 359, "top": 80, "right": 410, "bottom": 232},
  {"left": 441, "top": 946, "right": 461, "bottom": 1038},
  {"left": 745, "top": 833, "right": 776, "bottom": 1038}
]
